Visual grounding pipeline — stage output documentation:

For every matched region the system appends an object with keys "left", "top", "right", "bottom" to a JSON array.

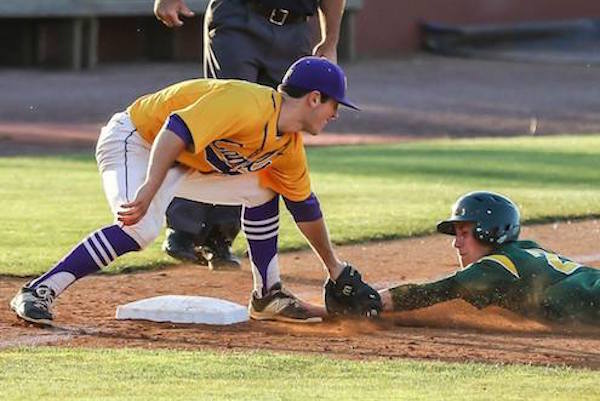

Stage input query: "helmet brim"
[{"left": 436, "top": 217, "right": 476, "bottom": 236}]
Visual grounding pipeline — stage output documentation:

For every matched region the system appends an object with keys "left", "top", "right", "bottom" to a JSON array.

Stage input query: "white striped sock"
[
  {"left": 97, "top": 230, "right": 118, "bottom": 260},
  {"left": 41, "top": 272, "right": 76, "bottom": 297},
  {"left": 90, "top": 234, "right": 112, "bottom": 266},
  {"left": 83, "top": 238, "right": 107, "bottom": 268},
  {"left": 242, "top": 214, "right": 279, "bottom": 227}
]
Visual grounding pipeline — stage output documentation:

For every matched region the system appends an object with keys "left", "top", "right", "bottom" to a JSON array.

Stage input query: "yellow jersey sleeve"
[{"left": 259, "top": 133, "right": 312, "bottom": 202}]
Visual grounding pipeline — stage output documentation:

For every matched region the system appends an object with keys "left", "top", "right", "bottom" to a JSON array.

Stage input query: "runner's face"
[{"left": 452, "top": 222, "right": 493, "bottom": 267}]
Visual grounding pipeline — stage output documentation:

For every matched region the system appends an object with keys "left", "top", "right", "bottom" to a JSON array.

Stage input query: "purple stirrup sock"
[
  {"left": 243, "top": 196, "right": 281, "bottom": 297},
  {"left": 29, "top": 225, "right": 140, "bottom": 294}
]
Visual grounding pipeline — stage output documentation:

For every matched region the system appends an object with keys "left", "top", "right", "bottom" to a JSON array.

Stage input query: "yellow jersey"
[{"left": 127, "top": 79, "right": 311, "bottom": 201}]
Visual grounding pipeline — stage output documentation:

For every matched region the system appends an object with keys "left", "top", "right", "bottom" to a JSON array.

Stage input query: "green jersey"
[{"left": 390, "top": 240, "right": 600, "bottom": 322}]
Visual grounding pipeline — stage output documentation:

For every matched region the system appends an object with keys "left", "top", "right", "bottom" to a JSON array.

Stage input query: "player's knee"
[
  {"left": 244, "top": 191, "right": 278, "bottom": 208},
  {"left": 120, "top": 218, "right": 163, "bottom": 249}
]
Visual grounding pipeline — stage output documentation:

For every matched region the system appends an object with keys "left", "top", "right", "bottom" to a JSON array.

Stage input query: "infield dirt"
[{"left": 2, "top": 219, "right": 599, "bottom": 368}]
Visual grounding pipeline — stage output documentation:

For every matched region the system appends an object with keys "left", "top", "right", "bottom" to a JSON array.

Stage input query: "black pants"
[{"left": 165, "top": 198, "right": 241, "bottom": 246}]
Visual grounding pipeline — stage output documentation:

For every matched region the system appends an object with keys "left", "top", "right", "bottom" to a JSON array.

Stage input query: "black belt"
[{"left": 248, "top": 2, "right": 308, "bottom": 25}]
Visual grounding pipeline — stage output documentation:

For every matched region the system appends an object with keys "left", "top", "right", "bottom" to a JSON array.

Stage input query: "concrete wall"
[
  {"left": 355, "top": 0, "right": 600, "bottom": 56},
  {"left": 98, "top": 16, "right": 203, "bottom": 62}
]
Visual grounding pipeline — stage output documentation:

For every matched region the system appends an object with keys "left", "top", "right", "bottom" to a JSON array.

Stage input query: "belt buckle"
[{"left": 269, "top": 8, "right": 289, "bottom": 26}]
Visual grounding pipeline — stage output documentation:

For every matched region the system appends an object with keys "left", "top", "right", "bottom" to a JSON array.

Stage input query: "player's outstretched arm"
[
  {"left": 295, "top": 218, "right": 382, "bottom": 317},
  {"left": 118, "top": 129, "right": 185, "bottom": 226},
  {"left": 380, "top": 277, "right": 464, "bottom": 312},
  {"left": 153, "top": 0, "right": 195, "bottom": 28},
  {"left": 282, "top": 195, "right": 381, "bottom": 317},
  {"left": 295, "top": 217, "right": 345, "bottom": 277}
]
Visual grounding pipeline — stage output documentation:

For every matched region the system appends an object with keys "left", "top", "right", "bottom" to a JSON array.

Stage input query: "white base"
[{"left": 115, "top": 295, "right": 249, "bottom": 325}]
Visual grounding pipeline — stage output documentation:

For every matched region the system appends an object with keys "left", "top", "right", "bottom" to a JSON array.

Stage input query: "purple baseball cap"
[{"left": 281, "top": 56, "right": 360, "bottom": 110}]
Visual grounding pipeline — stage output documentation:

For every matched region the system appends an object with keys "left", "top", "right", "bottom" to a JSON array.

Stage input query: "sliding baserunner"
[{"left": 380, "top": 191, "right": 600, "bottom": 324}]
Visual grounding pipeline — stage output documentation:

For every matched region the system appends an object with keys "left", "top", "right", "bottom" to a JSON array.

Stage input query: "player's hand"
[
  {"left": 313, "top": 42, "right": 338, "bottom": 64},
  {"left": 153, "top": 0, "right": 195, "bottom": 28},
  {"left": 324, "top": 263, "right": 382, "bottom": 318},
  {"left": 117, "top": 183, "right": 156, "bottom": 226}
]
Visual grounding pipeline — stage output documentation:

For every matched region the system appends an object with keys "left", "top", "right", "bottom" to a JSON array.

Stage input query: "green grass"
[
  {"left": 1, "top": 135, "right": 600, "bottom": 276},
  {"left": 1, "top": 347, "right": 598, "bottom": 401}
]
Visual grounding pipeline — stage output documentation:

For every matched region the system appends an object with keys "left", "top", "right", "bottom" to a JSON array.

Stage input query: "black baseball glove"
[{"left": 324, "top": 263, "right": 382, "bottom": 318}]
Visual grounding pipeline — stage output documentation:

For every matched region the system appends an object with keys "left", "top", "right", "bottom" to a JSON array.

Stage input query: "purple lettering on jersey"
[
  {"left": 167, "top": 114, "right": 194, "bottom": 146},
  {"left": 205, "top": 139, "right": 290, "bottom": 175},
  {"left": 284, "top": 193, "right": 322, "bottom": 222},
  {"left": 205, "top": 146, "right": 238, "bottom": 174}
]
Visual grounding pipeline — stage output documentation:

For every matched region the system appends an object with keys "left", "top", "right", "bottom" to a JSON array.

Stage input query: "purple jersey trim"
[
  {"left": 284, "top": 193, "right": 322, "bottom": 222},
  {"left": 167, "top": 114, "right": 193, "bottom": 146}
]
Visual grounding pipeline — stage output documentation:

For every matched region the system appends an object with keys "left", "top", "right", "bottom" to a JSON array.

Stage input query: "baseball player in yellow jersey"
[
  {"left": 154, "top": 0, "right": 346, "bottom": 269},
  {"left": 10, "top": 57, "right": 382, "bottom": 325}
]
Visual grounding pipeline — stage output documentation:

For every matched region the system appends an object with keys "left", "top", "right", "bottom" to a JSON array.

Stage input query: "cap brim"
[{"left": 339, "top": 98, "right": 360, "bottom": 111}]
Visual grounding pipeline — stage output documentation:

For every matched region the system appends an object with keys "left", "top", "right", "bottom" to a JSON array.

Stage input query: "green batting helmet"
[{"left": 436, "top": 191, "right": 520, "bottom": 245}]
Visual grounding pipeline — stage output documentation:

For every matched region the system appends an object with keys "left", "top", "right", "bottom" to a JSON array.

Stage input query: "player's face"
[
  {"left": 452, "top": 222, "right": 493, "bottom": 268},
  {"left": 304, "top": 93, "right": 339, "bottom": 135}
]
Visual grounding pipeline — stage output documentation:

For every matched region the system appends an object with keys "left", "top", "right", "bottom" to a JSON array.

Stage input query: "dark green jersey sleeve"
[
  {"left": 390, "top": 275, "right": 466, "bottom": 311},
  {"left": 390, "top": 256, "right": 520, "bottom": 311}
]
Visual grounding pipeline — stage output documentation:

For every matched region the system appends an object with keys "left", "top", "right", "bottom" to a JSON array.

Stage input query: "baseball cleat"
[
  {"left": 162, "top": 229, "right": 208, "bottom": 266},
  {"left": 201, "top": 242, "right": 242, "bottom": 271},
  {"left": 249, "top": 283, "right": 322, "bottom": 323},
  {"left": 206, "top": 255, "right": 242, "bottom": 271},
  {"left": 10, "top": 285, "right": 56, "bottom": 325}
]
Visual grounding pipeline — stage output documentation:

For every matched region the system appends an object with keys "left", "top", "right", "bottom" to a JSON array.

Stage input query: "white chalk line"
[{"left": 0, "top": 333, "right": 72, "bottom": 349}]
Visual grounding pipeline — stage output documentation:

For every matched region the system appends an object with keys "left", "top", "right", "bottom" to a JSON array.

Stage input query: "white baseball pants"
[{"left": 95, "top": 111, "right": 276, "bottom": 248}]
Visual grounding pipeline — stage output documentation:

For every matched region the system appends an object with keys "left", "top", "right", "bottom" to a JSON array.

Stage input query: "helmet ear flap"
[{"left": 473, "top": 224, "right": 485, "bottom": 242}]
